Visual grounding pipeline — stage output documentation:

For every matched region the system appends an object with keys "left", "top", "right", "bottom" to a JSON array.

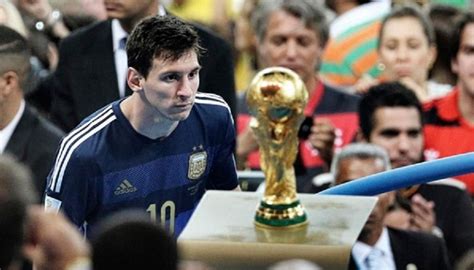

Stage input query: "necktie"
[
  {"left": 119, "top": 37, "right": 127, "bottom": 50},
  {"left": 365, "top": 248, "right": 383, "bottom": 270}
]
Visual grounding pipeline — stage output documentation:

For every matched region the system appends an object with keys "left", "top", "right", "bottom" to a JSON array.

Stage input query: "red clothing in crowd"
[
  {"left": 424, "top": 87, "right": 474, "bottom": 195},
  {"left": 237, "top": 82, "right": 360, "bottom": 192}
]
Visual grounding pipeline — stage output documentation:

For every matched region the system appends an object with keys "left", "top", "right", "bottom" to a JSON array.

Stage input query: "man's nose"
[
  {"left": 397, "top": 134, "right": 411, "bottom": 151},
  {"left": 177, "top": 78, "right": 193, "bottom": 100},
  {"left": 285, "top": 40, "right": 298, "bottom": 58}
]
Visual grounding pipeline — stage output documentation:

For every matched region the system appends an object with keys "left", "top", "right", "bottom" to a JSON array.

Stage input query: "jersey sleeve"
[
  {"left": 44, "top": 149, "right": 100, "bottom": 231},
  {"left": 206, "top": 110, "right": 238, "bottom": 190}
]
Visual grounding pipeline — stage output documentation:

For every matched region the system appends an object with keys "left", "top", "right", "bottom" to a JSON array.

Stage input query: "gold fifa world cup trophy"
[{"left": 247, "top": 67, "right": 309, "bottom": 228}]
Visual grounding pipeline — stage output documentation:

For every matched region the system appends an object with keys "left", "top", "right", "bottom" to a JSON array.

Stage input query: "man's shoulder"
[
  {"left": 194, "top": 92, "right": 232, "bottom": 116},
  {"left": 190, "top": 22, "right": 230, "bottom": 50},
  {"left": 423, "top": 88, "right": 459, "bottom": 124},
  {"left": 25, "top": 106, "right": 64, "bottom": 142},
  {"left": 63, "top": 104, "right": 118, "bottom": 154},
  {"left": 388, "top": 227, "right": 444, "bottom": 247},
  {"left": 418, "top": 181, "right": 469, "bottom": 201},
  {"left": 417, "top": 181, "right": 473, "bottom": 217},
  {"left": 317, "top": 83, "right": 360, "bottom": 113},
  {"left": 60, "top": 20, "right": 111, "bottom": 49},
  {"left": 323, "top": 83, "right": 360, "bottom": 100}
]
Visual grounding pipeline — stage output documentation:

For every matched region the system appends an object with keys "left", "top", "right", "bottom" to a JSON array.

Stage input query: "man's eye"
[
  {"left": 380, "top": 130, "right": 400, "bottom": 138},
  {"left": 162, "top": 74, "right": 180, "bottom": 82},
  {"left": 408, "top": 130, "right": 421, "bottom": 138},
  {"left": 189, "top": 70, "right": 199, "bottom": 79},
  {"left": 297, "top": 38, "right": 312, "bottom": 47},
  {"left": 271, "top": 36, "right": 286, "bottom": 45}
]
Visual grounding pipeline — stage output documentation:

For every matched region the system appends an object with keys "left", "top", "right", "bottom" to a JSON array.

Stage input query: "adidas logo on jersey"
[{"left": 114, "top": 180, "right": 137, "bottom": 195}]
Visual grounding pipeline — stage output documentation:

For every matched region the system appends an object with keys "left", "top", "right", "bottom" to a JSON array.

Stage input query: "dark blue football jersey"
[{"left": 44, "top": 93, "right": 238, "bottom": 237}]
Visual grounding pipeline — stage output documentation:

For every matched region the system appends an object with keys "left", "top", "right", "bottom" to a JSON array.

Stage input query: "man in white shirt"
[
  {"left": 42, "top": 0, "right": 236, "bottom": 132},
  {"left": 331, "top": 143, "right": 450, "bottom": 270},
  {"left": 0, "top": 25, "right": 63, "bottom": 195}
]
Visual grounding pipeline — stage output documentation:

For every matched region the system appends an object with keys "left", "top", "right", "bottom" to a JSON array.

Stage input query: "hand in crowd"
[
  {"left": 236, "top": 124, "right": 259, "bottom": 170},
  {"left": 384, "top": 208, "right": 412, "bottom": 230},
  {"left": 408, "top": 193, "right": 436, "bottom": 232},
  {"left": 399, "top": 77, "right": 429, "bottom": 103},
  {"left": 384, "top": 194, "right": 436, "bottom": 234},
  {"left": 17, "top": 0, "right": 70, "bottom": 39},
  {"left": 308, "top": 118, "right": 336, "bottom": 166},
  {"left": 23, "top": 206, "right": 90, "bottom": 270},
  {"left": 353, "top": 74, "right": 379, "bottom": 95}
]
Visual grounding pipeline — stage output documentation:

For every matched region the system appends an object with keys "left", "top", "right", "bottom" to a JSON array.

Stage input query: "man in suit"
[
  {"left": 359, "top": 82, "right": 474, "bottom": 265},
  {"left": 0, "top": 25, "right": 64, "bottom": 195},
  {"left": 332, "top": 143, "right": 450, "bottom": 270},
  {"left": 42, "top": 0, "right": 235, "bottom": 132}
]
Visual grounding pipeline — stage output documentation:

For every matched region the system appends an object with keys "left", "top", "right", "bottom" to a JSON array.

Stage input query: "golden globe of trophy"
[{"left": 247, "top": 67, "right": 309, "bottom": 228}]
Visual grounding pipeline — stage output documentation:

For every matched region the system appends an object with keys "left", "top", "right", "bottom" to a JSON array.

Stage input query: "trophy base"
[
  {"left": 254, "top": 200, "right": 308, "bottom": 228},
  {"left": 178, "top": 191, "right": 378, "bottom": 270}
]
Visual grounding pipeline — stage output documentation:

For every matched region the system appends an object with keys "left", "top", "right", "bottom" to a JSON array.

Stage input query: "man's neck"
[
  {"left": 120, "top": 95, "right": 179, "bottom": 140},
  {"left": 359, "top": 225, "right": 383, "bottom": 246},
  {"left": 458, "top": 84, "right": 474, "bottom": 124},
  {"left": 305, "top": 75, "right": 318, "bottom": 96},
  {"left": 0, "top": 97, "right": 22, "bottom": 130},
  {"left": 118, "top": 4, "right": 160, "bottom": 33}
]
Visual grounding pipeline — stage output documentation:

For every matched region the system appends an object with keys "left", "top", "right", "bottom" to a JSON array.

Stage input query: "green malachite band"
[
  {"left": 259, "top": 200, "right": 301, "bottom": 210},
  {"left": 255, "top": 213, "right": 307, "bottom": 227}
]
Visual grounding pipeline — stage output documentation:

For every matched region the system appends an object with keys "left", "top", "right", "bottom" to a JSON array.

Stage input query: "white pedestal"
[{"left": 178, "top": 191, "right": 377, "bottom": 270}]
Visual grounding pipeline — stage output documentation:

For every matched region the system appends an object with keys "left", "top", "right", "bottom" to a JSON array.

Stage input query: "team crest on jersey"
[{"left": 188, "top": 150, "right": 207, "bottom": 180}]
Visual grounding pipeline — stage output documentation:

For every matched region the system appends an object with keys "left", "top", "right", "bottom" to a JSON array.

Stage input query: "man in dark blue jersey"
[{"left": 44, "top": 15, "right": 239, "bottom": 237}]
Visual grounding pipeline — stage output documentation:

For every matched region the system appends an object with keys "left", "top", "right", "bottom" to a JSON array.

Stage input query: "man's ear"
[
  {"left": 0, "top": 71, "right": 20, "bottom": 98},
  {"left": 127, "top": 67, "right": 144, "bottom": 92}
]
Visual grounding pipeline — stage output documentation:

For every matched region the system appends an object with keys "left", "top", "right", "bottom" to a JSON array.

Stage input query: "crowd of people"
[{"left": 0, "top": 0, "right": 473, "bottom": 269}]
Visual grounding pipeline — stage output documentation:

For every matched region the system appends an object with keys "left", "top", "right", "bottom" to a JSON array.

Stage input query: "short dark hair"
[
  {"left": 0, "top": 155, "right": 36, "bottom": 269},
  {"left": 450, "top": 11, "right": 474, "bottom": 62},
  {"left": 0, "top": 25, "right": 31, "bottom": 88},
  {"left": 359, "top": 82, "right": 423, "bottom": 140},
  {"left": 251, "top": 0, "right": 328, "bottom": 47},
  {"left": 127, "top": 15, "right": 203, "bottom": 78},
  {"left": 92, "top": 210, "right": 178, "bottom": 270},
  {"left": 379, "top": 5, "right": 435, "bottom": 49}
]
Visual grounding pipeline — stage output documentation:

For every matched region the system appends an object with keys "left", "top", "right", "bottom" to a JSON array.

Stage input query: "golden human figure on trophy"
[{"left": 247, "top": 67, "right": 308, "bottom": 228}]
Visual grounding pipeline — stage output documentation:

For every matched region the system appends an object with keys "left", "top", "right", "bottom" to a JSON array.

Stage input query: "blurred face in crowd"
[
  {"left": 378, "top": 16, "right": 436, "bottom": 87},
  {"left": 257, "top": 10, "right": 322, "bottom": 88},
  {"left": 452, "top": 23, "right": 474, "bottom": 98},
  {"left": 368, "top": 107, "right": 423, "bottom": 168},
  {"left": 103, "top": 0, "right": 156, "bottom": 21},
  {"left": 234, "top": 0, "right": 257, "bottom": 52},
  {"left": 335, "top": 157, "right": 394, "bottom": 243}
]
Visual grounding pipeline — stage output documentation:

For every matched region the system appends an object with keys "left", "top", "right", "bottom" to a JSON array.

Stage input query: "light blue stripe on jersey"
[
  {"left": 50, "top": 107, "right": 117, "bottom": 192},
  {"left": 195, "top": 92, "right": 233, "bottom": 123}
]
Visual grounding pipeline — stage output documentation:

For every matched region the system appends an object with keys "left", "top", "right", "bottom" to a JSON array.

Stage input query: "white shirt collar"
[
  {"left": 352, "top": 227, "right": 396, "bottom": 270},
  {"left": 0, "top": 100, "right": 25, "bottom": 154},
  {"left": 158, "top": 4, "right": 166, "bottom": 16},
  {"left": 112, "top": 19, "right": 128, "bottom": 52}
]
